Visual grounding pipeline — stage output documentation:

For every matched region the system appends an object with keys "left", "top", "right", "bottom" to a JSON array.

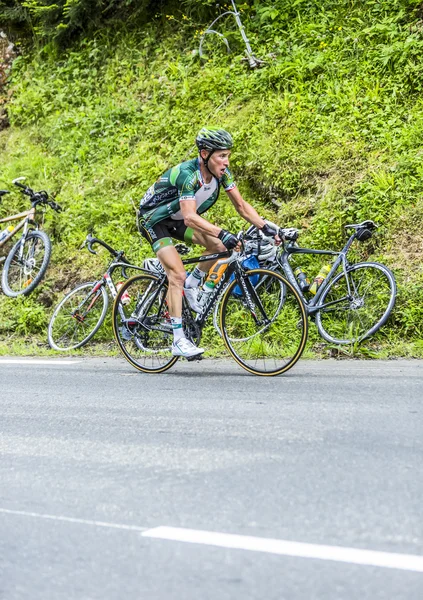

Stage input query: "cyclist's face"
[{"left": 205, "top": 150, "right": 231, "bottom": 176}]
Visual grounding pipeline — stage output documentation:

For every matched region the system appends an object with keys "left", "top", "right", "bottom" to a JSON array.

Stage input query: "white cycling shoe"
[
  {"left": 171, "top": 337, "right": 205, "bottom": 358},
  {"left": 183, "top": 286, "right": 203, "bottom": 313}
]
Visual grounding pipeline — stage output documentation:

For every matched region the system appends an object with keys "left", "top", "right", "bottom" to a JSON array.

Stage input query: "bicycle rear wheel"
[
  {"left": 315, "top": 262, "right": 397, "bottom": 344},
  {"left": 48, "top": 282, "right": 108, "bottom": 351},
  {"left": 2, "top": 230, "right": 51, "bottom": 297},
  {"left": 112, "top": 273, "right": 178, "bottom": 374},
  {"left": 220, "top": 269, "right": 308, "bottom": 376}
]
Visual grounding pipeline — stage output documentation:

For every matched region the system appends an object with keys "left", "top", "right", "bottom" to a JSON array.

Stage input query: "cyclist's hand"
[
  {"left": 261, "top": 222, "right": 282, "bottom": 246},
  {"left": 218, "top": 229, "right": 240, "bottom": 251}
]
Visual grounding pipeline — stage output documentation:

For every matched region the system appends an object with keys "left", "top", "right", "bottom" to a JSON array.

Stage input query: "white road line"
[
  {"left": 1, "top": 508, "right": 422, "bottom": 573},
  {"left": 142, "top": 527, "right": 423, "bottom": 573},
  {"left": 0, "top": 508, "right": 148, "bottom": 533},
  {"left": 0, "top": 359, "right": 82, "bottom": 365}
]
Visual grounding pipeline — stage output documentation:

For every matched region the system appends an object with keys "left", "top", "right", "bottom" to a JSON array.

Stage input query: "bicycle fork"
[{"left": 237, "top": 270, "right": 270, "bottom": 326}]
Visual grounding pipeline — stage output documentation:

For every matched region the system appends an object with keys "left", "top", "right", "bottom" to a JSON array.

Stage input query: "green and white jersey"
[{"left": 139, "top": 158, "right": 236, "bottom": 227}]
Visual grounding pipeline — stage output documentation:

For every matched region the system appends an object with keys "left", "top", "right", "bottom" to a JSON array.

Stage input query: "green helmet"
[{"left": 196, "top": 127, "right": 233, "bottom": 151}]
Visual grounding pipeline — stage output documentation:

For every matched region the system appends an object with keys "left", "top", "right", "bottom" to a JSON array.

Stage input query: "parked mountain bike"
[
  {"left": 0, "top": 177, "right": 62, "bottom": 297},
  {"left": 212, "top": 220, "right": 396, "bottom": 345},
  {"left": 112, "top": 230, "right": 308, "bottom": 377},
  {"left": 48, "top": 235, "right": 144, "bottom": 351}
]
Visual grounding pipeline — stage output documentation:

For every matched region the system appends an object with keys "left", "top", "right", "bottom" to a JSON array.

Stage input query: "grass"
[{"left": 1, "top": 0, "right": 423, "bottom": 356}]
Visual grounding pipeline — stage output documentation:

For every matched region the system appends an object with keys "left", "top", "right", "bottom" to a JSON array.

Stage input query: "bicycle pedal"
[{"left": 185, "top": 353, "right": 203, "bottom": 362}]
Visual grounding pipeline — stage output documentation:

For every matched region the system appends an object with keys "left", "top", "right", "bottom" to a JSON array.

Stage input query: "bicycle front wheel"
[
  {"left": 112, "top": 273, "right": 178, "bottom": 374},
  {"left": 220, "top": 269, "right": 308, "bottom": 376},
  {"left": 315, "top": 262, "right": 397, "bottom": 345},
  {"left": 2, "top": 230, "right": 51, "bottom": 297},
  {"left": 48, "top": 282, "right": 109, "bottom": 351}
]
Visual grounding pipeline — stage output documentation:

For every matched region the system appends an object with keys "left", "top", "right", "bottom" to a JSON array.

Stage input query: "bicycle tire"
[
  {"left": 219, "top": 269, "right": 308, "bottom": 376},
  {"left": 48, "top": 282, "right": 109, "bottom": 351},
  {"left": 315, "top": 261, "right": 397, "bottom": 345},
  {"left": 1, "top": 230, "right": 51, "bottom": 297},
  {"left": 112, "top": 273, "right": 178, "bottom": 374}
]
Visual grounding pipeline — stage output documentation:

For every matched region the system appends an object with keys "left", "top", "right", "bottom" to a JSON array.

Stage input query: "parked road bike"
[
  {"left": 0, "top": 178, "right": 62, "bottom": 297},
  {"left": 48, "top": 235, "right": 143, "bottom": 351},
  {"left": 212, "top": 220, "right": 396, "bottom": 345},
  {"left": 112, "top": 230, "right": 308, "bottom": 377}
]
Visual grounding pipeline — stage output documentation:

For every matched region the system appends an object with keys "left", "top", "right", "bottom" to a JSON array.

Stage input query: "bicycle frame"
[
  {"left": 132, "top": 248, "right": 269, "bottom": 333},
  {"left": 0, "top": 207, "right": 36, "bottom": 253},
  {"left": 84, "top": 260, "right": 148, "bottom": 320},
  {"left": 276, "top": 233, "right": 358, "bottom": 316}
]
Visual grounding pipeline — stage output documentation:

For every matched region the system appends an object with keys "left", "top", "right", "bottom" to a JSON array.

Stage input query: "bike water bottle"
[
  {"left": 0, "top": 225, "right": 14, "bottom": 243},
  {"left": 205, "top": 261, "right": 229, "bottom": 287},
  {"left": 309, "top": 264, "right": 331, "bottom": 295},
  {"left": 198, "top": 279, "right": 214, "bottom": 309},
  {"left": 116, "top": 282, "right": 131, "bottom": 305},
  {"left": 294, "top": 267, "right": 310, "bottom": 292},
  {"left": 199, "top": 260, "right": 229, "bottom": 308}
]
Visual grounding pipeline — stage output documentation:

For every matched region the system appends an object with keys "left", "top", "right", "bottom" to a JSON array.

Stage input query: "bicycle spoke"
[
  {"left": 113, "top": 274, "right": 178, "bottom": 374},
  {"left": 316, "top": 263, "right": 396, "bottom": 344},
  {"left": 48, "top": 282, "right": 108, "bottom": 351},
  {"left": 220, "top": 269, "right": 307, "bottom": 376},
  {"left": 2, "top": 231, "right": 51, "bottom": 297}
]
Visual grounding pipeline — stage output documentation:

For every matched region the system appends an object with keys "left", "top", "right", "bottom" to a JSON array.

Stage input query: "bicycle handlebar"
[
  {"left": 244, "top": 224, "right": 300, "bottom": 243},
  {"left": 12, "top": 179, "right": 62, "bottom": 212},
  {"left": 84, "top": 234, "right": 132, "bottom": 266}
]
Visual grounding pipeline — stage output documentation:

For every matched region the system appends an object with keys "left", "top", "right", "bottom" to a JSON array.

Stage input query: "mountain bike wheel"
[
  {"left": 112, "top": 273, "right": 178, "bottom": 374},
  {"left": 220, "top": 269, "right": 308, "bottom": 376},
  {"left": 48, "top": 282, "right": 109, "bottom": 351},
  {"left": 1, "top": 230, "right": 51, "bottom": 297},
  {"left": 315, "top": 262, "right": 397, "bottom": 345}
]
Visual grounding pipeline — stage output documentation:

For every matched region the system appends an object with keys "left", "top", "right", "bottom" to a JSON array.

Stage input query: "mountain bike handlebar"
[{"left": 12, "top": 178, "right": 62, "bottom": 212}]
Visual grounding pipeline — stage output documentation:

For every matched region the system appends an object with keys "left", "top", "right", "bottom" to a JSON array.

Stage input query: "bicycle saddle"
[{"left": 345, "top": 220, "right": 377, "bottom": 230}]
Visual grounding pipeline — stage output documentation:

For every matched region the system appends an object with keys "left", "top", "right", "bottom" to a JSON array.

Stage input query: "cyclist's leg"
[
  {"left": 139, "top": 216, "right": 204, "bottom": 357},
  {"left": 191, "top": 230, "right": 226, "bottom": 273},
  {"left": 166, "top": 221, "right": 208, "bottom": 312},
  {"left": 157, "top": 245, "right": 204, "bottom": 357},
  {"left": 156, "top": 244, "right": 185, "bottom": 317}
]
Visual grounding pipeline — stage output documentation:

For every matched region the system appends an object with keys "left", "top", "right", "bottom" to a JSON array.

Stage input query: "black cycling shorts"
[{"left": 138, "top": 212, "right": 194, "bottom": 253}]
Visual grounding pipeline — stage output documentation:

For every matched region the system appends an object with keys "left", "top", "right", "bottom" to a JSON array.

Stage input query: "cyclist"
[{"left": 138, "top": 127, "right": 279, "bottom": 359}]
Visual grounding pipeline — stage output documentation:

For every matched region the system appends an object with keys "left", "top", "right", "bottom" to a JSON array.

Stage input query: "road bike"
[
  {"left": 48, "top": 235, "right": 143, "bottom": 351},
  {"left": 0, "top": 177, "right": 62, "bottom": 297},
  {"left": 111, "top": 231, "right": 308, "bottom": 377},
  {"left": 213, "top": 220, "right": 396, "bottom": 345}
]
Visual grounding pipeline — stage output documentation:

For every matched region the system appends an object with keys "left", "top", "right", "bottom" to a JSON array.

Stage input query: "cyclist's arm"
[
  {"left": 227, "top": 188, "right": 281, "bottom": 243},
  {"left": 180, "top": 200, "right": 221, "bottom": 237},
  {"left": 226, "top": 187, "right": 266, "bottom": 228}
]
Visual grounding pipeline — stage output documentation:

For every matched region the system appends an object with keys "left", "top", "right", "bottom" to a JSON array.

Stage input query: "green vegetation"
[{"left": 1, "top": 0, "right": 422, "bottom": 357}]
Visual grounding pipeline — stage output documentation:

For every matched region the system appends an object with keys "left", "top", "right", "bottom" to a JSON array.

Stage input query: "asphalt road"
[{"left": 0, "top": 357, "right": 422, "bottom": 600}]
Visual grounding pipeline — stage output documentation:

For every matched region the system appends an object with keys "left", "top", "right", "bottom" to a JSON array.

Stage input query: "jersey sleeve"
[{"left": 221, "top": 168, "right": 236, "bottom": 192}]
